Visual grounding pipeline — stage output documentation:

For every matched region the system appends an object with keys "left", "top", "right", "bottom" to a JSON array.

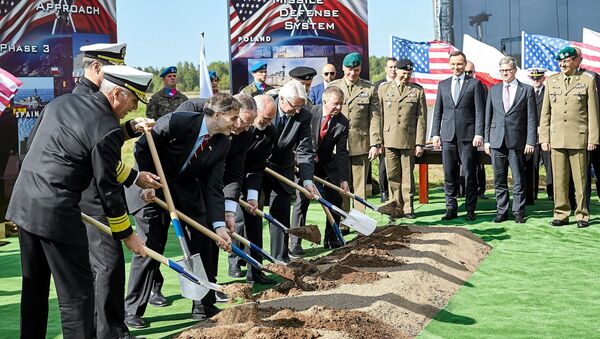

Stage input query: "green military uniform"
[
  {"left": 378, "top": 80, "right": 427, "bottom": 215},
  {"left": 145, "top": 89, "right": 188, "bottom": 120},
  {"left": 328, "top": 77, "right": 381, "bottom": 212},
  {"left": 540, "top": 70, "right": 600, "bottom": 223},
  {"left": 240, "top": 82, "right": 275, "bottom": 97}
]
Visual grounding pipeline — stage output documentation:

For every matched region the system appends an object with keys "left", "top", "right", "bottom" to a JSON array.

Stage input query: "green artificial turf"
[{"left": 1, "top": 189, "right": 600, "bottom": 338}]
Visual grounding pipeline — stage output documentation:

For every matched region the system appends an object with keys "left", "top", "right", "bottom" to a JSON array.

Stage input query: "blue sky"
[{"left": 117, "top": 1, "right": 434, "bottom": 68}]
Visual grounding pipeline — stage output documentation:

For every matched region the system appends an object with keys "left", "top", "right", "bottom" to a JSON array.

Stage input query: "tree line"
[{"left": 138, "top": 56, "right": 389, "bottom": 93}]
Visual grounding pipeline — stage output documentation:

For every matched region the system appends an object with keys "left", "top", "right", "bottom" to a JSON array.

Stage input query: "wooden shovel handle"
[
  {"left": 152, "top": 197, "right": 223, "bottom": 244},
  {"left": 238, "top": 198, "right": 266, "bottom": 218},
  {"left": 313, "top": 175, "right": 355, "bottom": 198},
  {"left": 144, "top": 129, "right": 178, "bottom": 221},
  {"left": 264, "top": 167, "right": 311, "bottom": 196}
]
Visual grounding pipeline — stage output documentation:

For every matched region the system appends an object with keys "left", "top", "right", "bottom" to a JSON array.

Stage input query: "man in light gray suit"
[
  {"left": 431, "top": 51, "right": 486, "bottom": 221},
  {"left": 484, "top": 56, "right": 537, "bottom": 223}
]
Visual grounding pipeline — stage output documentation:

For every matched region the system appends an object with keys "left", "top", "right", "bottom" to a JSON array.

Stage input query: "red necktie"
[
  {"left": 190, "top": 135, "right": 210, "bottom": 163},
  {"left": 319, "top": 114, "right": 332, "bottom": 144}
]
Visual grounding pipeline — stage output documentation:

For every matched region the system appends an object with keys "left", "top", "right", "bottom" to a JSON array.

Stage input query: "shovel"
[
  {"left": 238, "top": 198, "right": 321, "bottom": 245},
  {"left": 265, "top": 167, "right": 377, "bottom": 236},
  {"left": 313, "top": 175, "right": 378, "bottom": 211},
  {"left": 152, "top": 197, "right": 297, "bottom": 281},
  {"left": 313, "top": 189, "right": 346, "bottom": 246},
  {"left": 230, "top": 232, "right": 286, "bottom": 266},
  {"left": 143, "top": 129, "right": 209, "bottom": 300},
  {"left": 81, "top": 213, "right": 221, "bottom": 298}
]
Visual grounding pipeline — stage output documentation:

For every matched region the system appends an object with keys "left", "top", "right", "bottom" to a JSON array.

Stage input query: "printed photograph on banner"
[
  {"left": 272, "top": 45, "right": 303, "bottom": 58},
  {"left": 72, "top": 33, "right": 112, "bottom": 78},
  {"left": 248, "top": 57, "right": 329, "bottom": 87},
  {"left": 304, "top": 45, "right": 335, "bottom": 57},
  {"left": 12, "top": 77, "right": 54, "bottom": 152}
]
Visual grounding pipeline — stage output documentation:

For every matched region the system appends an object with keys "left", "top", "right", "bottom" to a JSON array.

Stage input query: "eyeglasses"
[
  {"left": 285, "top": 97, "right": 303, "bottom": 110},
  {"left": 499, "top": 68, "right": 515, "bottom": 73},
  {"left": 464, "top": 70, "right": 474, "bottom": 75},
  {"left": 323, "top": 72, "right": 336, "bottom": 76}
]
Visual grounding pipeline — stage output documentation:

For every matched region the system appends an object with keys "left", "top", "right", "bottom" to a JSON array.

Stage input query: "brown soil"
[
  {"left": 180, "top": 225, "right": 491, "bottom": 338},
  {"left": 264, "top": 263, "right": 298, "bottom": 281},
  {"left": 377, "top": 201, "right": 404, "bottom": 218},
  {"left": 221, "top": 283, "right": 254, "bottom": 302},
  {"left": 179, "top": 304, "right": 406, "bottom": 339},
  {"left": 288, "top": 224, "right": 322, "bottom": 244}
]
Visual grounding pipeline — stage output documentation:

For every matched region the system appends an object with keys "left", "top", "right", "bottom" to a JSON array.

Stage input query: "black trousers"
[
  {"left": 491, "top": 144, "right": 527, "bottom": 214},
  {"left": 84, "top": 216, "right": 129, "bottom": 339},
  {"left": 262, "top": 173, "right": 292, "bottom": 262},
  {"left": 379, "top": 151, "right": 389, "bottom": 194},
  {"left": 227, "top": 204, "right": 246, "bottom": 273},
  {"left": 19, "top": 227, "right": 94, "bottom": 339},
  {"left": 442, "top": 139, "right": 478, "bottom": 212},
  {"left": 291, "top": 164, "right": 342, "bottom": 247},
  {"left": 242, "top": 203, "right": 265, "bottom": 280}
]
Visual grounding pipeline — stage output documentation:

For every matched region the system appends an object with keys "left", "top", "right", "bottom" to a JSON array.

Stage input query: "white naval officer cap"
[
  {"left": 80, "top": 42, "right": 127, "bottom": 65},
  {"left": 102, "top": 65, "right": 153, "bottom": 104}
]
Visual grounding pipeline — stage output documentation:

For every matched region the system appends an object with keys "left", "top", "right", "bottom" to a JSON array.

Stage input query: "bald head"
[
  {"left": 321, "top": 63, "right": 337, "bottom": 84},
  {"left": 253, "top": 94, "right": 276, "bottom": 130}
]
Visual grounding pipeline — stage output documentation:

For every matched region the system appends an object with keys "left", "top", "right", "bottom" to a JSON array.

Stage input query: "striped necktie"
[{"left": 189, "top": 135, "right": 210, "bottom": 165}]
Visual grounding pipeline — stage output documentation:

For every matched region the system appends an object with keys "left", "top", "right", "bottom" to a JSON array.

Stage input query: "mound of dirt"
[
  {"left": 221, "top": 283, "right": 254, "bottom": 302},
  {"left": 288, "top": 224, "right": 322, "bottom": 244}
]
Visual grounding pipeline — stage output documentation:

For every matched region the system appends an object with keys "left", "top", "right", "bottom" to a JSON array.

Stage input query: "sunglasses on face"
[
  {"left": 323, "top": 72, "right": 336, "bottom": 76},
  {"left": 465, "top": 71, "right": 474, "bottom": 75}
]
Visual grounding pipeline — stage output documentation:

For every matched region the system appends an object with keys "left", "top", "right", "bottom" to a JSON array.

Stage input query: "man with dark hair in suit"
[
  {"left": 262, "top": 81, "right": 317, "bottom": 262},
  {"left": 484, "top": 56, "right": 537, "bottom": 223},
  {"left": 431, "top": 51, "right": 486, "bottom": 221},
  {"left": 291, "top": 86, "right": 350, "bottom": 250},
  {"left": 123, "top": 93, "right": 241, "bottom": 327}
]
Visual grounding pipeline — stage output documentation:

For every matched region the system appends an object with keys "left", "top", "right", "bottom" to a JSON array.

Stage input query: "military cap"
[
  {"left": 397, "top": 59, "right": 414, "bottom": 71},
  {"left": 343, "top": 52, "right": 362, "bottom": 68},
  {"left": 250, "top": 61, "right": 268, "bottom": 73},
  {"left": 209, "top": 70, "right": 219, "bottom": 81},
  {"left": 289, "top": 66, "right": 317, "bottom": 80},
  {"left": 102, "top": 65, "right": 153, "bottom": 104},
  {"left": 527, "top": 67, "right": 547, "bottom": 78},
  {"left": 80, "top": 42, "right": 126, "bottom": 65},
  {"left": 159, "top": 66, "right": 177, "bottom": 78},
  {"left": 556, "top": 46, "right": 577, "bottom": 61}
]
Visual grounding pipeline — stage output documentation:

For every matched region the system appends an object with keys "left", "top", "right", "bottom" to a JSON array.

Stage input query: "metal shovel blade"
[
  {"left": 177, "top": 253, "right": 210, "bottom": 300},
  {"left": 340, "top": 208, "right": 377, "bottom": 235}
]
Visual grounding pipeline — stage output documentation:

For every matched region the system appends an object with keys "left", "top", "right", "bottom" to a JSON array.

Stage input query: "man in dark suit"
[
  {"left": 291, "top": 86, "right": 350, "bottom": 250},
  {"left": 6, "top": 66, "right": 151, "bottom": 338},
  {"left": 431, "top": 51, "right": 486, "bottom": 221},
  {"left": 238, "top": 95, "right": 279, "bottom": 284},
  {"left": 484, "top": 57, "right": 537, "bottom": 223},
  {"left": 262, "top": 81, "right": 317, "bottom": 262},
  {"left": 123, "top": 93, "right": 240, "bottom": 327},
  {"left": 309, "top": 63, "right": 337, "bottom": 105}
]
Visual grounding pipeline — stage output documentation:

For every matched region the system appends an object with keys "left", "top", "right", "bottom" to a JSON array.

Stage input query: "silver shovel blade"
[
  {"left": 178, "top": 253, "right": 210, "bottom": 300},
  {"left": 340, "top": 208, "right": 377, "bottom": 235}
]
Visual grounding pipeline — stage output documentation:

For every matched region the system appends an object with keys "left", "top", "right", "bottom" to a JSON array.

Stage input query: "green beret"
[
  {"left": 343, "top": 52, "right": 362, "bottom": 68},
  {"left": 556, "top": 46, "right": 577, "bottom": 61}
]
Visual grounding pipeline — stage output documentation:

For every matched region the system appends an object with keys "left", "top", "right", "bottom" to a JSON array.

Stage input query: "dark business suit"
[
  {"left": 291, "top": 105, "right": 349, "bottom": 247},
  {"left": 261, "top": 101, "right": 314, "bottom": 262},
  {"left": 525, "top": 85, "right": 553, "bottom": 201},
  {"left": 431, "top": 74, "right": 486, "bottom": 213},
  {"left": 485, "top": 81, "right": 537, "bottom": 215},
  {"left": 309, "top": 83, "right": 325, "bottom": 105},
  {"left": 239, "top": 124, "right": 277, "bottom": 279},
  {"left": 124, "top": 111, "right": 228, "bottom": 317}
]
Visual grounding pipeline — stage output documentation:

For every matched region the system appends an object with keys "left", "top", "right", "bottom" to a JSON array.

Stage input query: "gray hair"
[
  {"left": 254, "top": 94, "right": 275, "bottom": 114},
  {"left": 279, "top": 80, "right": 307, "bottom": 101},
  {"left": 499, "top": 56, "right": 518, "bottom": 69},
  {"left": 99, "top": 79, "right": 128, "bottom": 96},
  {"left": 233, "top": 93, "right": 257, "bottom": 114},
  {"left": 82, "top": 56, "right": 111, "bottom": 69},
  {"left": 322, "top": 85, "right": 344, "bottom": 103},
  {"left": 203, "top": 92, "right": 241, "bottom": 117}
]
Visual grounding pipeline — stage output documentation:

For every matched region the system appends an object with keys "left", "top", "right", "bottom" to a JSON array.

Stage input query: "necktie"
[
  {"left": 399, "top": 83, "right": 405, "bottom": 94},
  {"left": 319, "top": 114, "right": 332, "bottom": 143},
  {"left": 453, "top": 78, "right": 461, "bottom": 104},
  {"left": 565, "top": 76, "right": 571, "bottom": 88},
  {"left": 535, "top": 89, "right": 540, "bottom": 97},
  {"left": 190, "top": 135, "right": 210, "bottom": 164},
  {"left": 503, "top": 84, "right": 511, "bottom": 112}
]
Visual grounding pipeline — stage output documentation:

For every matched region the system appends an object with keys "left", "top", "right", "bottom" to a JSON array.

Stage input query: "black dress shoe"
[
  {"left": 380, "top": 192, "right": 389, "bottom": 203},
  {"left": 577, "top": 220, "right": 590, "bottom": 228},
  {"left": 228, "top": 265, "right": 245, "bottom": 278},
  {"left": 125, "top": 313, "right": 147, "bottom": 329},
  {"left": 465, "top": 212, "right": 476, "bottom": 221},
  {"left": 149, "top": 291, "right": 168, "bottom": 307},
  {"left": 289, "top": 244, "right": 305, "bottom": 256},
  {"left": 514, "top": 212, "right": 526, "bottom": 224},
  {"left": 247, "top": 272, "right": 275, "bottom": 285},
  {"left": 478, "top": 193, "right": 489, "bottom": 199},
  {"left": 441, "top": 210, "right": 457, "bottom": 221},
  {"left": 215, "top": 291, "right": 228, "bottom": 303},
  {"left": 340, "top": 225, "right": 350, "bottom": 235},
  {"left": 324, "top": 239, "right": 343, "bottom": 249},
  {"left": 493, "top": 213, "right": 508, "bottom": 223},
  {"left": 191, "top": 304, "right": 221, "bottom": 320},
  {"left": 551, "top": 219, "right": 568, "bottom": 227},
  {"left": 404, "top": 213, "right": 416, "bottom": 219}
]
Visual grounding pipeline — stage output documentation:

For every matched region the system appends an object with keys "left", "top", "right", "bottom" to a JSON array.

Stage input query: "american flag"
[
  {"left": 522, "top": 32, "right": 600, "bottom": 74},
  {"left": 0, "top": 0, "right": 55, "bottom": 47},
  {"left": 0, "top": 67, "right": 22, "bottom": 112},
  {"left": 391, "top": 37, "right": 456, "bottom": 105},
  {"left": 229, "top": 0, "right": 294, "bottom": 59}
]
